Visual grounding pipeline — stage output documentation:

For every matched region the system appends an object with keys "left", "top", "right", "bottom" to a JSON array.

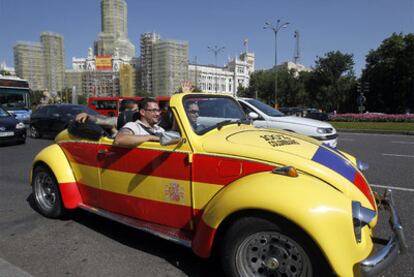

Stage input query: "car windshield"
[
  {"left": 245, "top": 98, "right": 285, "bottom": 117},
  {"left": 183, "top": 95, "right": 248, "bottom": 134},
  {"left": 61, "top": 105, "right": 100, "bottom": 116},
  {"left": 0, "top": 105, "right": 11, "bottom": 118}
]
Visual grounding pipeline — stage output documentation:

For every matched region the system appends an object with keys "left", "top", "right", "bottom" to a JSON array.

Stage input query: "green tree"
[
  {"left": 362, "top": 33, "right": 414, "bottom": 113},
  {"left": 278, "top": 69, "right": 310, "bottom": 107},
  {"left": 306, "top": 51, "right": 356, "bottom": 112}
]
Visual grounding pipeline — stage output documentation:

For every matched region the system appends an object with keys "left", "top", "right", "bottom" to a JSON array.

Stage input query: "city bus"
[
  {"left": 0, "top": 75, "right": 31, "bottom": 124},
  {"left": 88, "top": 96, "right": 170, "bottom": 116}
]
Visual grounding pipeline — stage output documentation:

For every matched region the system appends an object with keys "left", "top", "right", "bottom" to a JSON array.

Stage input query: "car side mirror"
[
  {"left": 160, "top": 131, "right": 182, "bottom": 146},
  {"left": 248, "top": 112, "right": 259, "bottom": 120}
]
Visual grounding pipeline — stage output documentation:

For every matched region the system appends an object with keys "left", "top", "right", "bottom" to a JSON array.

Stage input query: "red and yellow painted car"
[{"left": 30, "top": 93, "right": 406, "bottom": 276}]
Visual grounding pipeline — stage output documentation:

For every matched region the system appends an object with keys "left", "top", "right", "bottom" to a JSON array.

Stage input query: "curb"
[{"left": 337, "top": 128, "right": 414, "bottom": 136}]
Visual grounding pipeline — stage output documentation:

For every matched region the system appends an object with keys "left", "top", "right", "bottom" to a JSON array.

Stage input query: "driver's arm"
[{"left": 114, "top": 129, "right": 159, "bottom": 148}]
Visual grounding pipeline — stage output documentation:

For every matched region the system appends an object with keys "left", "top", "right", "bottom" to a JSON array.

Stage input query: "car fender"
[
  {"left": 30, "top": 144, "right": 81, "bottom": 209},
  {"left": 192, "top": 171, "right": 373, "bottom": 277}
]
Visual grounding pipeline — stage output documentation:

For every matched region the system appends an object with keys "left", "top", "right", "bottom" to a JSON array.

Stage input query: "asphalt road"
[{"left": 0, "top": 133, "right": 413, "bottom": 277}]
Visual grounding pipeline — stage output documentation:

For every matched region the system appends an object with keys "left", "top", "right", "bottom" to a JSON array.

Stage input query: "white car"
[{"left": 237, "top": 98, "right": 338, "bottom": 148}]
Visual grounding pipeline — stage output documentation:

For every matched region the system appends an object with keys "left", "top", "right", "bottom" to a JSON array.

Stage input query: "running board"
[{"left": 78, "top": 203, "right": 192, "bottom": 248}]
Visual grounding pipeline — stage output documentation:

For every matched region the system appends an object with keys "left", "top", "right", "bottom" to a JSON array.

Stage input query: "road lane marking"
[
  {"left": 391, "top": 141, "right": 414, "bottom": 145},
  {"left": 382, "top": 153, "right": 414, "bottom": 158},
  {"left": 370, "top": 184, "right": 414, "bottom": 193}
]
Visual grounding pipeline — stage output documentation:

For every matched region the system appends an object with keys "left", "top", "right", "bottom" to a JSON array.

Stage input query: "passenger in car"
[
  {"left": 185, "top": 101, "right": 204, "bottom": 132},
  {"left": 114, "top": 98, "right": 165, "bottom": 147}
]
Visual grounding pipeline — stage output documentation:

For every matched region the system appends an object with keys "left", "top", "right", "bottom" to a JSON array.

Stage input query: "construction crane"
[{"left": 293, "top": 30, "right": 300, "bottom": 64}]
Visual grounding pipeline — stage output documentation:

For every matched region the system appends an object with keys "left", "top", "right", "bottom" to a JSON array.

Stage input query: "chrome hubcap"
[
  {"left": 34, "top": 172, "right": 56, "bottom": 211},
  {"left": 236, "top": 232, "right": 308, "bottom": 276}
]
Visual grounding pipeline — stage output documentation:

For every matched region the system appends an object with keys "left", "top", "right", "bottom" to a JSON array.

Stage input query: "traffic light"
[
  {"left": 357, "top": 82, "right": 361, "bottom": 93},
  {"left": 363, "top": 82, "right": 370, "bottom": 93}
]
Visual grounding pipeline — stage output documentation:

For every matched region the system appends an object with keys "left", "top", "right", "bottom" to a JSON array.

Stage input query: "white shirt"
[{"left": 120, "top": 120, "right": 165, "bottom": 136}]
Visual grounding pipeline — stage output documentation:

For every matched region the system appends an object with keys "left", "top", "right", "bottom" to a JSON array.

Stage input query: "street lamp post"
[
  {"left": 264, "top": 19, "right": 289, "bottom": 108},
  {"left": 208, "top": 45, "right": 225, "bottom": 93}
]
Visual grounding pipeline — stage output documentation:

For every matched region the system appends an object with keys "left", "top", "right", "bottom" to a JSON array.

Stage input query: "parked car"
[
  {"left": 0, "top": 104, "right": 26, "bottom": 144},
  {"left": 237, "top": 98, "right": 338, "bottom": 148},
  {"left": 29, "top": 104, "right": 99, "bottom": 139},
  {"left": 30, "top": 93, "right": 406, "bottom": 277}
]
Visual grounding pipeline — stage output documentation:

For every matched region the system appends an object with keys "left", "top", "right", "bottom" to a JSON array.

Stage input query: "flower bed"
[{"left": 330, "top": 113, "right": 414, "bottom": 122}]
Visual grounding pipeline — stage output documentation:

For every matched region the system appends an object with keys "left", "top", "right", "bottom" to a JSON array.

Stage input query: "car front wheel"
[
  {"left": 32, "top": 165, "right": 65, "bottom": 218},
  {"left": 221, "top": 216, "right": 317, "bottom": 277}
]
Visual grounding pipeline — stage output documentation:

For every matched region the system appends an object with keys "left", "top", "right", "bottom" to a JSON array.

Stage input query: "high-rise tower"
[
  {"left": 41, "top": 32, "right": 65, "bottom": 93},
  {"left": 140, "top": 32, "right": 160, "bottom": 94},
  {"left": 94, "top": 0, "right": 135, "bottom": 58}
]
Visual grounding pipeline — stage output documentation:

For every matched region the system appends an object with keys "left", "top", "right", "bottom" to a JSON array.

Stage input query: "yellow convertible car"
[{"left": 30, "top": 93, "right": 406, "bottom": 277}]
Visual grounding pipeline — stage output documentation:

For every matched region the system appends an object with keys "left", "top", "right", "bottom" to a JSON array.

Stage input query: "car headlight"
[
  {"left": 357, "top": 160, "right": 369, "bottom": 171},
  {"left": 352, "top": 201, "right": 376, "bottom": 243},
  {"left": 15, "top": 122, "right": 26, "bottom": 129},
  {"left": 316, "top": 127, "right": 333, "bottom": 134}
]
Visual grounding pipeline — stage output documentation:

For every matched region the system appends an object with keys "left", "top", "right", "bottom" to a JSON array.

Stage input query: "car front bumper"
[
  {"left": 355, "top": 189, "right": 408, "bottom": 276},
  {"left": 311, "top": 133, "right": 338, "bottom": 148},
  {"left": 0, "top": 128, "right": 26, "bottom": 144}
]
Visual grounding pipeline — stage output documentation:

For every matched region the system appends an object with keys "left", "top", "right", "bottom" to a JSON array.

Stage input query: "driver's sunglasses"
[{"left": 188, "top": 110, "right": 199, "bottom": 114}]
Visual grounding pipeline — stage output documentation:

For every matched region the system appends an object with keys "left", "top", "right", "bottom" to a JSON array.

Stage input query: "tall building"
[
  {"left": 151, "top": 39, "right": 188, "bottom": 96},
  {"left": 14, "top": 32, "right": 65, "bottom": 92},
  {"left": 41, "top": 32, "right": 65, "bottom": 93},
  {"left": 69, "top": 48, "right": 135, "bottom": 97},
  {"left": 13, "top": 41, "right": 46, "bottom": 91},
  {"left": 140, "top": 32, "right": 160, "bottom": 94},
  {"left": 94, "top": 0, "right": 135, "bottom": 58}
]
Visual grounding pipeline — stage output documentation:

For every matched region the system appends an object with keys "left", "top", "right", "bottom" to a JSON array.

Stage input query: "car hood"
[
  {"left": 268, "top": 115, "right": 334, "bottom": 129},
  {"left": 201, "top": 125, "right": 375, "bottom": 209},
  {"left": 0, "top": 116, "right": 19, "bottom": 129}
]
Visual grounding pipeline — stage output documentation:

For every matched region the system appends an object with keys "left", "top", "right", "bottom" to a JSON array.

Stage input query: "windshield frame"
[{"left": 182, "top": 94, "right": 249, "bottom": 135}]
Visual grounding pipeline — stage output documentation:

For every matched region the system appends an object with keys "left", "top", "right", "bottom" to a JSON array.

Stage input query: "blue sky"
[{"left": 1, "top": 0, "right": 413, "bottom": 76}]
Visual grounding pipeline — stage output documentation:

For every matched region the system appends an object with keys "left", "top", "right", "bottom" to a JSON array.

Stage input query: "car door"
[
  {"left": 31, "top": 106, "right": 47, "bottom": 133},
  {"left": 97, "top": 123, "right": 193, "bottom": 231}
]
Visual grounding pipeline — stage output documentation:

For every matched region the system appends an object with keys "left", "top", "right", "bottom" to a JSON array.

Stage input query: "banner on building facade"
[{"left": 96, "top": 56, "right": 112, "bottom": 70}]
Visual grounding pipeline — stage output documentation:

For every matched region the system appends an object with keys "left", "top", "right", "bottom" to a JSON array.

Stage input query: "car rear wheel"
[
  {"left": 221, "top": 216, "right": 317, "bottom": 277},
  {"left": 30, "top": 125, "right": 41, "bottom": 138},
  {"left": 32, "top": 165, "right": 65, "bottom": 218}
]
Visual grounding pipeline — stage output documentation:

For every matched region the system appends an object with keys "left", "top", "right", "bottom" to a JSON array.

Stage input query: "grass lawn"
[{"left": 330, "top": 121, "right": 414, "bottom": 132}]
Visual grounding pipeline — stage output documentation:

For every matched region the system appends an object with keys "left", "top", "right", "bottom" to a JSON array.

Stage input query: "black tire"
[
  {"left": 30, "top": 125, "right": 41, "bottom": 138},
  {"left": 32, "top": 165, "right": 65, "bottom": 218},
  {"left": 221, "top": 216, "right": 321, "bottom": 277}
]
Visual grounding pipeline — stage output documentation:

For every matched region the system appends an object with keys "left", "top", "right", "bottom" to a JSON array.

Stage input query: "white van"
[{"left": 237, "top": 98, "right": 338, "bottom": 148}]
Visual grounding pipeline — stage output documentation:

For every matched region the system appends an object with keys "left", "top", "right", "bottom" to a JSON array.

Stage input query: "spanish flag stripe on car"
[
  {"left": 76, "top": 182, "right": 196, "bottom": 229},
  {"left": 312, "top": 146, "right": 375, "bottom": 208},
  {"left": 60, "top": 142, "right": 274, "bottom": 186},
  {"left": 312, "top": 146, "right": 356, "bottom": 182}
]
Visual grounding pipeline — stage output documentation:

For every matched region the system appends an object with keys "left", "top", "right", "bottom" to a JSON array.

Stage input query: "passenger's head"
[
  {"left": 185, "top": 101, "right": 199, "bottom": 125},
  {"left": 139, "top": 98, "right": 160, "bottom": 126},
  {"left": 120, "top": 99, "right": 138, "bottom": 112}
]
